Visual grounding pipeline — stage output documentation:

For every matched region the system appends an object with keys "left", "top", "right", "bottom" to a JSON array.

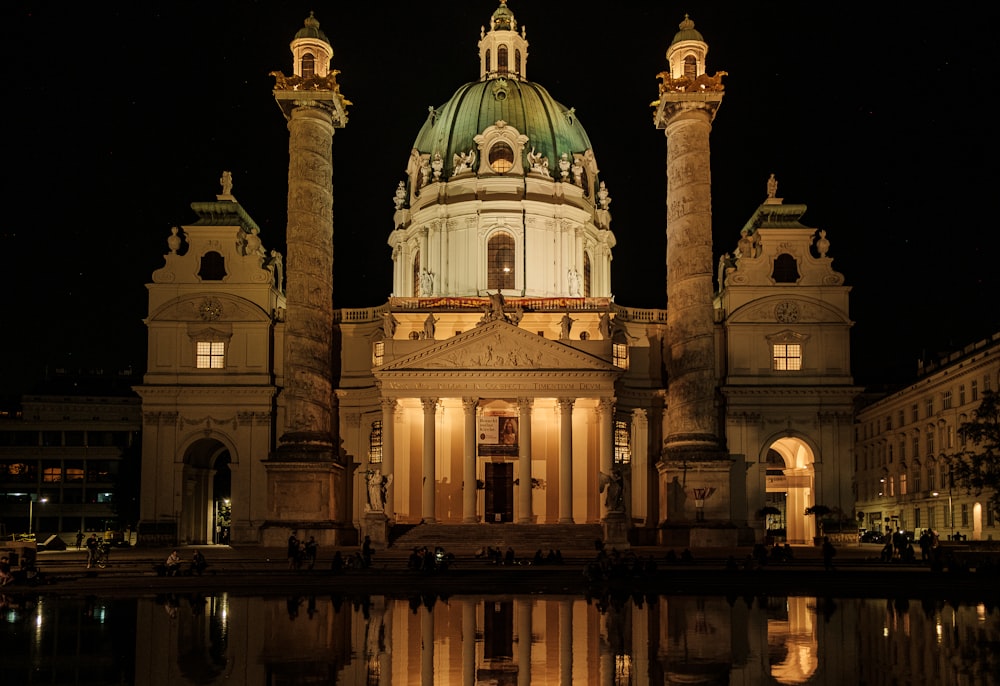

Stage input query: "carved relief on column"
[{"left": 280, "top": 104, "right": 337, "bottom": 448}]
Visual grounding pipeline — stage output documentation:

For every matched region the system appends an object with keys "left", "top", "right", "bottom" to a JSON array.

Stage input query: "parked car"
[{"left": 859, "top": 530, "right": 884, "bottom": 544}]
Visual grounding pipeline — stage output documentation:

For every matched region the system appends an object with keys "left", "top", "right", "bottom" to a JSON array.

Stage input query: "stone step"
[{"left": 388, "top": 523, "right": 604, "bottom": 556}]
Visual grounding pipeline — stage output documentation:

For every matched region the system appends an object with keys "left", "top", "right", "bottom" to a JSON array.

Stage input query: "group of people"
[
  {"left": 407, "top": 545, "right": 454, "bottom": 573},
  {"left": 163, "top": 549, "right": 208, "bottom": 577},
  {"left": 286, "top": 531, "right": 319, "bottom": 571},
  {"left": 475, "top": 545, "right": 518, "bottom": 565}
]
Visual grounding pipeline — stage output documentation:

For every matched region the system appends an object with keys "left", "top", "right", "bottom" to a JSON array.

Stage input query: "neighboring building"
[
  {"left": 855, "top": 333, "right": 1000, "bottom": 541},
  {"left": 0, "top": 374, "right": 141, "bottom": 541},
  {"left": 136, "top": 5, "right": 858, "bottom": 547}
]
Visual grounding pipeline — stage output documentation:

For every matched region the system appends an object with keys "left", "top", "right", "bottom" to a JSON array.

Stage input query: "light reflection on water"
[{"left": 1, "top": 591, "right": 998, "bottom": 685}]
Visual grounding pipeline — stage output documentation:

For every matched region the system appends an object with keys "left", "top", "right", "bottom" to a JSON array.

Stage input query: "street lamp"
[{"left": 28, "top": 496, "right": 48, "bottom": 537}]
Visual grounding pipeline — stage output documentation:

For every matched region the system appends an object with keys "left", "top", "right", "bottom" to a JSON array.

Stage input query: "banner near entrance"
[{"left": 478, "top": 416, "right": 518, "bottom": 456}]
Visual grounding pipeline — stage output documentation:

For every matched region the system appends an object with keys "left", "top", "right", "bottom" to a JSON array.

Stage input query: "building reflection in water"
[{"left": 2, "top": 591, "right": 998, "bottom": 684}]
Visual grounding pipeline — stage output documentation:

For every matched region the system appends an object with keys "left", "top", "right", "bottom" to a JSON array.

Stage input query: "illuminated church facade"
[{"left": 136, "top": 4, "right": 859, "bottom": 548}]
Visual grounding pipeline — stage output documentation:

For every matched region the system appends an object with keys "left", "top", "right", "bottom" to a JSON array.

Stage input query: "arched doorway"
[
  {"left": 181, "top": 438, "right": 232, "bottom": 545},
  {"left": 764, "top": 436, "right": 817, "bottom": 545}
]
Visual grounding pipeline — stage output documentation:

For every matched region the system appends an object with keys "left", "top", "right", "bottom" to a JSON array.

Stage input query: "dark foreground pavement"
[{"left": 7, "top": 542, "right": 999, "bottom": 600}]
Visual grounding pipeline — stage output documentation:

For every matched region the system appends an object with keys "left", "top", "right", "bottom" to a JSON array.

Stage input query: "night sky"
[{"left": 3, "top": 2, "right": 996, "bottom": 397}]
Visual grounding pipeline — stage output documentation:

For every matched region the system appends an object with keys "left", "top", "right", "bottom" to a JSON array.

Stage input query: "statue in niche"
[
  {"left": 767, "top": 173, "right": 778, "bottom": 199},
  {"left": 599, "top": 311, "right": 612, "bottom": 339},
  {"left": 599, "top": 468, "right": 625, "bottom": 512},
  {"left": 597, "top": 181, "right": 612, "bottom": 210},
  {"left": 431, "top": 153, "right": 444, "bottom": 181},
  {"left": 567, "top": 268, "right": 581, "bottom": 296},
  {"left": 219, "top": 170, "right": 233, "bottom": 196},
  {"left": 717, "top": 252, "right": 735, "bottom": 290},
  {"left": 737, "top": 228, "right": 755, "bottom": 260},
  {"left": 393, "top": 181, "right": 407, "bottom": 210},
  {"left": 382, "top": 311, "right": 399, "bottom": 337},
  {"left": 419, "top": 269, "right": 434, "bottom": 295},
  {"left": 816, "top": 229, "right": 830, "bottom": 257},
  {"left": 245, "top": 227, "right": 264, "bottom": 257},
  {"left": 365, "top": 469, "right": 391, "bottom": 512},
  {"left": 423, "top": 313, "right": 437, "bottom": 340},
  {"left": 559, "top": 312, "right": 575, "bottom": 339},
  {"left": 266, "top": 250, "right": 284, "bottom": 292},
  {"left": 419, "top": 159, "right": 431, "bottom": 187},
  {"left": 480, "top": 290, "right": 509, "bottom": 324}
]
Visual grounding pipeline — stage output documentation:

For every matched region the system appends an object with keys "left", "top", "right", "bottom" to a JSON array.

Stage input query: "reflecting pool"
[{"left": 1, "top": 591, "right": 998, "bottom": 684}]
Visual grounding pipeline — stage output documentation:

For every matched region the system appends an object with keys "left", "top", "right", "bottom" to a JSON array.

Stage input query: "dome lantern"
[
  {"left": 290, "top": 11, "right": 333, "bottom": 78},
  {"left": 478, "top": 0, "right": 528, "bottom": 81}
]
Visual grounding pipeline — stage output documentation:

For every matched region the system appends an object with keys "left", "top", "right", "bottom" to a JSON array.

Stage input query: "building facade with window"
[
  {"left": 0, "top": 385, "right": 140, "bottom": 542},
  {"left": 136, "top": 5, "right": 858, "bottom": 547},
  {"left": 855, "top": 333, "right": 1000, "bottom": 541}
]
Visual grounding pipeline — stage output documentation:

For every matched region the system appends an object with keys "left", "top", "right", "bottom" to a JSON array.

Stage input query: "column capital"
[
  {"left": 597, "top": 398, "right": 615, "bottom": 414},
  {"left": 517, "top": 397, "right": 534, "bottom": 412},
  {"left": 462, "top": 397, "right": 479, "bottom": 412},
  {"left": 421, "top": 397, "right": 439, "bottom": 412},
  {"left": 556, "top": 398, "right": 576, "bottom": 411}
]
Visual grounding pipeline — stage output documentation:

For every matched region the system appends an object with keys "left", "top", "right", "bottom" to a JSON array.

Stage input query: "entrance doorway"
[
  {"left": 485, "top": 462, "right": 513, "bottom": 523},
  {"left": 180, "top": 439, "right": 231, "bottom": 544}
]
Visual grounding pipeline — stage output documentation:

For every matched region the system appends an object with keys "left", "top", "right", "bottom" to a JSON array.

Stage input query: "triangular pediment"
[{"left": 376, "top": 319, "right": 619, "bottom": 373}]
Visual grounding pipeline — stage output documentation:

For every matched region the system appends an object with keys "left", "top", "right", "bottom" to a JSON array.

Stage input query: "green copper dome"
[
  {"left": 412, "top": 78, "right": 593, "bottom": 178},
  {"left": 294, "top": 11, "right": 330, "bottom": 44},
  {"left": 669, "top": 14, "right": 704, "bottom": 46}
]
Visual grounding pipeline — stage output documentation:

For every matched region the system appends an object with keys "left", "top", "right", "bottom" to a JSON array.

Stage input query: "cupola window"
[
  {"left": 515, "top": 49, "right": 521, "bottom": 75},
  {"left": 684, "top": 55, "right": 697, "bottom": 80},
  {"left": 301, "top": 52, "right": 315, "bottom": 78},
  {"left": 488, "top": 142, "right": 514, "bottom": 173},
  {"left": 497, "top": 45, "right": 508, "bottom": 75},
  {"left": 198, "top": 251, "right": 226, "bottom": 281},
  {"left": 485, "top": 50, "right": 491, "bottom": 74},
  {"left": 488, "top": 233, "right": 515, "bottom": 290},
  {"left": 771, "top": 254, "right": 800, "bottom": 283}
]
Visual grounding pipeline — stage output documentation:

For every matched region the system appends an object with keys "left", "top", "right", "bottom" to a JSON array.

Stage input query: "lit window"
[
  {"left": 487, "top": 233, "right": 515, "bottom": 289},
  {"left": 488, "top": 142, "right": 514, "bottom": 173},
  {"left": 373, "top": 340, "right": 384, "bottom": 366},
  {"left": 369, "top": 421, "right": 383, "bottom": 465},
  {"left": 497, "top": 45, "right": 508, "bottom": 74},
  {"left": 613, "top": 342, "right": 629, "bottom": 370},
  {"left": 196, "top": 341, "right": 225, "bottom": 369},
  {"left": 773, "top": 344, "right": 802, "bottom": 371},
  {"left": 900, "top": 473, "right": 907, "bottom": 495},
  {"left": 614, "top": 417, "right": 631, "bottom": 465}
]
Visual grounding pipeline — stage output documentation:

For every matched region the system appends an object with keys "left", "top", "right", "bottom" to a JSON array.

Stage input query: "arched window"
[
  {"left": 683, "top": 55, "right": 697, "bottom": 80},
  {"left": 412, "top": 251, "right": 421, "bottom": 295},
  {"left": 485, "top": 50, "right": 491, "bottom": 74},
  {"left": 771, "top": 253, "right": 800, "bottom": 283},
  {"left": 488, "top": 142, "right": 514, "bottom": 173},
  {"left": 583, "top": 253, "right": 592, "bottom": 297},
  {"left": 198, "top": 251, "right": 226, "bottom": 281},
  {"left": 497, "top": 45, "right": 508, "bottom": 74},
  {"left": 301, "top": 52, "right": 315, "bottom": 78},
  {"left": 515, "top": 49, "right": 521, "bottom": 74},
  {"left": 488, "top": 233, "right": 515, "bottom": 290}
]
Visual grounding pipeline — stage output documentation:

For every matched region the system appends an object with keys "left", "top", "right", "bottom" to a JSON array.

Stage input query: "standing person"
[
  {"left": 75, "top": 530, "right": 84, "bottom": 549},
  {"left": 822, "top": 536, "right": 836, "bottom": 571},
  {"left": 191, "top": 550, "right": 208, "bottom": 576},
  {"left": 85, "top": 534, "right": 98, "bottom": 569},
  {"left": 362, "top": 535, "right": 374, "bottom": 569},
  {"left": 287, "top": 530, "right": 299, "bottom": 570},
  {"left": 304, "top": 536, "right": 318, "bottom": 570}
]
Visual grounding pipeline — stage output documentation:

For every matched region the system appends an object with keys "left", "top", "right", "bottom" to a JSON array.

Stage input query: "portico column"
[
  {"left": 517, "top": 398, "right": 534, "bottom": 523},
  {"left": 598, "top": 398, "right": 614, "bottom": 519},
  {"left": 557, "top": 398, "right": 575, "bottom": 523},
  {"left": 381, "top": 397, "right": 396, "bottom": 518},
  {"left": 421, "top": 398, "right": 438, "bottom": 523},
  {"left": 462, "top": 398, "right": 479, "bottom": 523}
]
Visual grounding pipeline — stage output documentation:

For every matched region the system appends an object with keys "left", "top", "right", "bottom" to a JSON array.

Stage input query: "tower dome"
[{"left": 388, "top": 1, "right": 616, "bottom": 301}]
